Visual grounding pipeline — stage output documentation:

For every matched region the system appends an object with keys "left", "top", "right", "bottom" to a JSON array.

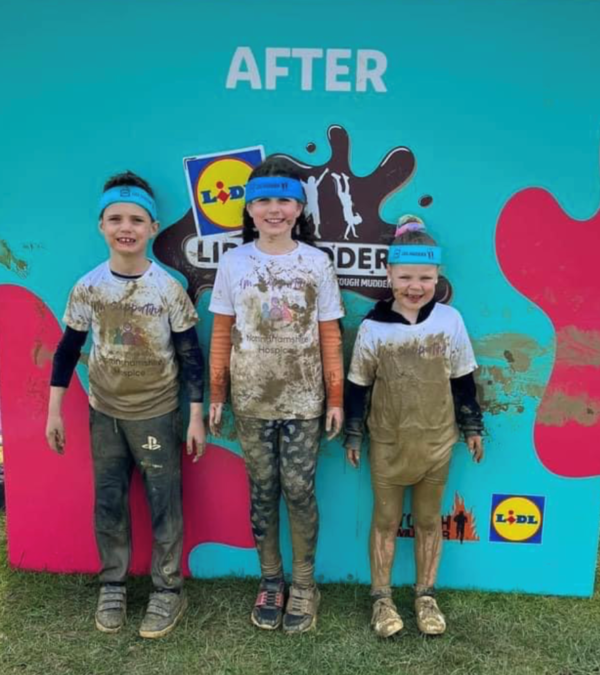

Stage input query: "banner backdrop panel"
[{"left": 2, "top": 0, "right": 600, "bottom": 596}]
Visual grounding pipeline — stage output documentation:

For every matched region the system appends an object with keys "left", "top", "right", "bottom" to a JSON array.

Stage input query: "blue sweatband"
[
  {"left": 245, "top": 177, "right": 306, "bottom": 203},
  {"left": 99, "top": 186, "right": 158, "bottom": 221},
  {"left": 388, "top": 245, "right": 442, "bottom": 265}
]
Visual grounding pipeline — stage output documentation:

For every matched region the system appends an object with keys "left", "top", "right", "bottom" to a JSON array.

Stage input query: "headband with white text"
[
  {"left": 388, "top": 245, "right": 442, "bottom": 265},
  {"left": 245, "top": 177, "right": 306, "bottom": 203},
  {"left": 99, "top": 186, "right": 158, "bottom": 221}
]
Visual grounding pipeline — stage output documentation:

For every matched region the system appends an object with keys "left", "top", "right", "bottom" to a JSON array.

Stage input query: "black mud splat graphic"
[
  {"left": 275, "top": 125, "right": 415, "bottom": 246},
  {"left": 154, "top": 125, "right": 451, "bottom": 304}
]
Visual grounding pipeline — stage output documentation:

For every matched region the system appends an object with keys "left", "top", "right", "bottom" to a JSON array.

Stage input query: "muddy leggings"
[
  {"left": 235, "top": 417, "right": 321, "bottom": 588},
  {"left": 370, "top": 468, "right": 448, "bottom": 597}
]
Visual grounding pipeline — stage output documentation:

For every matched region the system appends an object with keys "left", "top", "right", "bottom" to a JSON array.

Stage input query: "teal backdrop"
[{"left": 1, "top": 0, "right": 600, "bottom": 596}]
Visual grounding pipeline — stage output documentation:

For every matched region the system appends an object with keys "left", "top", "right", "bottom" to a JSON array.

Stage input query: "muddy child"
[
  {"left": 45, "top": 171, "right": 205, "bottom": 638},
  {"left": 344, "top": 217, "right": 484, "bottom": 637},
  {"left": 208, "top": 156, "right": 344, "bottom": 633}
]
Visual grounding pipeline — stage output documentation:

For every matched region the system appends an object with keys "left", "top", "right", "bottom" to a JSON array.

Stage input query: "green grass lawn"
[{"left": 1, "top": 515, "right": 600, "bottom": 675}]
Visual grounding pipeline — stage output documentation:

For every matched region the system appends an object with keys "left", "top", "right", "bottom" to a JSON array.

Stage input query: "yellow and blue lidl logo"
[
  {"left": 489, "top": 494, "right": 545, "bottom": 544},
  {"left": 184, "top": 146, "right": 264, "bottom": 237}
]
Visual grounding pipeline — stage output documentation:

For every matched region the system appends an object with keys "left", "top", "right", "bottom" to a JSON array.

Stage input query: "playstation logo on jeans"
[{"left": 142, "top": 436, "right": 161, "bottom": 450}]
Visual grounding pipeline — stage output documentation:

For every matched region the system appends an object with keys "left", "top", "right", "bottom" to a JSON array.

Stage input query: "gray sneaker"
[
  {"left": 282, "top": 584, "right": 320, "bottom": 634},
  {"left": 139, "top": 590, "right": 188, "bottom": 639},
  {"left": 95, "top": 584, "right": 127, "bottom": 633}
]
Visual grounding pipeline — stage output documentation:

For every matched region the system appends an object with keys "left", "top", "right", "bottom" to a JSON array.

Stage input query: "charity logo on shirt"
[{"left": 262, "top": 296, "right": 295, "bottom": 323}]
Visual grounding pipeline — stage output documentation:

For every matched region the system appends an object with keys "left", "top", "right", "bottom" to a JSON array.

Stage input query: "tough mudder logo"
[{"left": 155, "top": 125, "right": 451, "bottom": 303}]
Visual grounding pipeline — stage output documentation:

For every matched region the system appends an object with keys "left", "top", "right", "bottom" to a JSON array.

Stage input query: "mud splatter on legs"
[
  {"left": 370, "top": 462, "right": 449, "bottom": 595},
  {"left": 413, "top": 480, "right": 445, "bottom": 591},
  {"left": 370, "top": 482, "right": 404, "bottom": 595}
]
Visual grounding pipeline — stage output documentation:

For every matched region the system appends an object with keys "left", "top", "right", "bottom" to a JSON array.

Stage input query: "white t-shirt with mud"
[
  {"left": 63, "top": 261, "right": 198, "bottom": 420},
  {"left": 209, "top": 241, "right": 344, "bottom": 420},
  {"left": 348, "top": 303, "right": 477, "bottom": 458}
]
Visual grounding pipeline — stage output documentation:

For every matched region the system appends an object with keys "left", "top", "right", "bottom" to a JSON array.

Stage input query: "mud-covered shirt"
[
  {"left": 348, "top": 303, "right": 477, "bottom": 452},
  {"left": 63, "top": 261, "right": 198, "bottom": 420},
  {"left": 209, "top": 242, "right": 344, "bottom": 419}
]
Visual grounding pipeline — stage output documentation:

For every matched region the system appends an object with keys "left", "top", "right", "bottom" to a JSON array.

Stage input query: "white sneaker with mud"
[
  {"left": 415, "top": 595, "right": 446, "bottom": 635},
  {"left": 139, "top": 590, "right": 188, "bottom": 639},
  {"left": 95, "top": 584, "right": 127, "bottom": 633},
  {"left": 371, "top": 597, "right": 404, "bottom": 638},
  {"left": 282, "top": 585, "right": 320, "bottom": 634}
]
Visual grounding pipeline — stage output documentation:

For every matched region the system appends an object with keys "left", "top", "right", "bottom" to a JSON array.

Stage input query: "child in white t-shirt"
[
  {"left": 209, "top": 156, "right": 344, "bottom": 633},
  {"left": 46, "top": 171, "right": 205, "bottom": 639},
  {"left": 344, "top": 218, "right": 484, "bottom": 638}
]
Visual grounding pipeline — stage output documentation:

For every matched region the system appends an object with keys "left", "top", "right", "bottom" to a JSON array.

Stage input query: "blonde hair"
[{"left": 390, "top": 214, "right": 438, "bottom": 248}]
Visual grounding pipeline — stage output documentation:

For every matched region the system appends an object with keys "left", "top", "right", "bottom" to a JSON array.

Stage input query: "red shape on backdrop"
[
  {"left": 0, "top": 285, "right": 253, "bottom": 574},
  {"left": 496, "top": 188, "right": 600, "bottom": 477}
]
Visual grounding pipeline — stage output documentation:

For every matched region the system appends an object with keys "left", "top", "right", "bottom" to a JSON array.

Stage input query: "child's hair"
[
  {"left": 389, "top": 215, "right": 438, "bottom": 247},
  {"left": 392, "top": 229, "right": 438, "bottom": 247},
  {"left": 242, "top": 156, "right": 316, "bottom": 245},
  {"left": 103, "top": 170, "right": 155, "bottom": 197}
]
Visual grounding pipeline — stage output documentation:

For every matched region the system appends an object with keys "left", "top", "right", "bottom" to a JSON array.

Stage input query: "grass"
[{"left": 1, "top": 515, "right": 600, "bottom": 675}]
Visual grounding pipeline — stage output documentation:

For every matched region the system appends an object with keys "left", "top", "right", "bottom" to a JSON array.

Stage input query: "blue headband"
[
  {"left": 245, "top": 177, "right": 306, "bottom": 203},
  {"left": 388, "top": 245, "right": 442, "bottom": 265},
  {"left": 99, "top": 186, "right": 158, "bottom": 221}
]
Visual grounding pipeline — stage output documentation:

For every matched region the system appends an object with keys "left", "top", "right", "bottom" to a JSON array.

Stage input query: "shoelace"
[
  {"left": 419, "top": 597, "right": 440, "bottom": 618},
  {"left": 289, "top": 593, "right": 310, "bottom": 614},
  {"left": 257, "top": 586, "right": 283, "bottom": 608},
  {"left": 265, "top": 587, "right": 279, "bottom": 607}
]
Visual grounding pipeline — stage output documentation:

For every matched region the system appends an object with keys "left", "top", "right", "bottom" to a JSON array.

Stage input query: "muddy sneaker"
[
  {"left": 251, "top": 577, "right": 285, "bottom": 630},
  {"left": 139, "top": 590, "right": 188, "bottom": 639},
  {"left": 95, "top": 584, "right": 127, "bottom": 633},
  {"left": 371, "top": 597, "right": 404, "bottom": 638},
  {"left": 282, "top": 584, "right": 320, "bottom": 634},
  {"left": 415, "top": 595, "right": 446, "bottom": 635}
]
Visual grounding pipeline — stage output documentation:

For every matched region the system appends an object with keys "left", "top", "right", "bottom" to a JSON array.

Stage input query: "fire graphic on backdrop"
[
  {"left": 154, "top": 125, "right": 452, "bottom": 304},
  {"left": 397, "top": 492, "right": 479, "bottom": 543}
]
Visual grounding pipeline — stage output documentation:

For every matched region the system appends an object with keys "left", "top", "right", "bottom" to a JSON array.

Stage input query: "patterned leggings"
[{"left": 235, "top": 417, "right": 321, "bottom": 588}]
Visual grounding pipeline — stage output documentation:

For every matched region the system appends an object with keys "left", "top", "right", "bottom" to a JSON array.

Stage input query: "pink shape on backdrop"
[
  {"left": 496, "top": 187, "right": 600, "bottom": 477},
  {"left": 0, "top": 285, "right": 253, "bottom": 575}
]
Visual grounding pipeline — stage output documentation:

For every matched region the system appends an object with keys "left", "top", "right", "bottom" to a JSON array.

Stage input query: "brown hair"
[
  {"left": 391, "top": 228, "right": 438, "bottom": 248},
  {"left": 103, "top": 170, "right": 154, "bottom": 196}
]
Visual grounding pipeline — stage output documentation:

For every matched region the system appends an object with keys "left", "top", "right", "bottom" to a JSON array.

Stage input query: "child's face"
[
  {"left": 246, "top": 198, "right": 303, "bottom": 240},
  {"left": 387, "top": 263, "right": 439, "bottom": 314},
  {"left": 99, "top": 203, "right": 158, "bottom": 257}
]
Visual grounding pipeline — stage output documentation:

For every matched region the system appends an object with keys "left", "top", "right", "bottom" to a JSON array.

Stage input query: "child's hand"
[
  {"left": 467, "top": 435, "right": 484, "bottom": 463},
  {"left": 325, "top": 406, "right": 343, "bottom": 440},
  {"left": 209, "top": 403, "right": 223, "bottom": 437},
  {"left": 344, "top": 436, "right": 361, "bottom": 469},
  {"left": 186, "top": 414, "right": 206, "bottom": 463},
  {"left": 343, "top": 418, "right": 363, "bottom": 468},
  {"left": 46, "top": 413, "right": 66, "bottom": 454}
]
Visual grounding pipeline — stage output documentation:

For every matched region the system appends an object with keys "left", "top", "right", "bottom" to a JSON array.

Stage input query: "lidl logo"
[
  {"left": 489, "top": 494, "right": 545, "bottom": 544},
  {"left": 184, "top": 146, "right": 264, "bottom": 237}
]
